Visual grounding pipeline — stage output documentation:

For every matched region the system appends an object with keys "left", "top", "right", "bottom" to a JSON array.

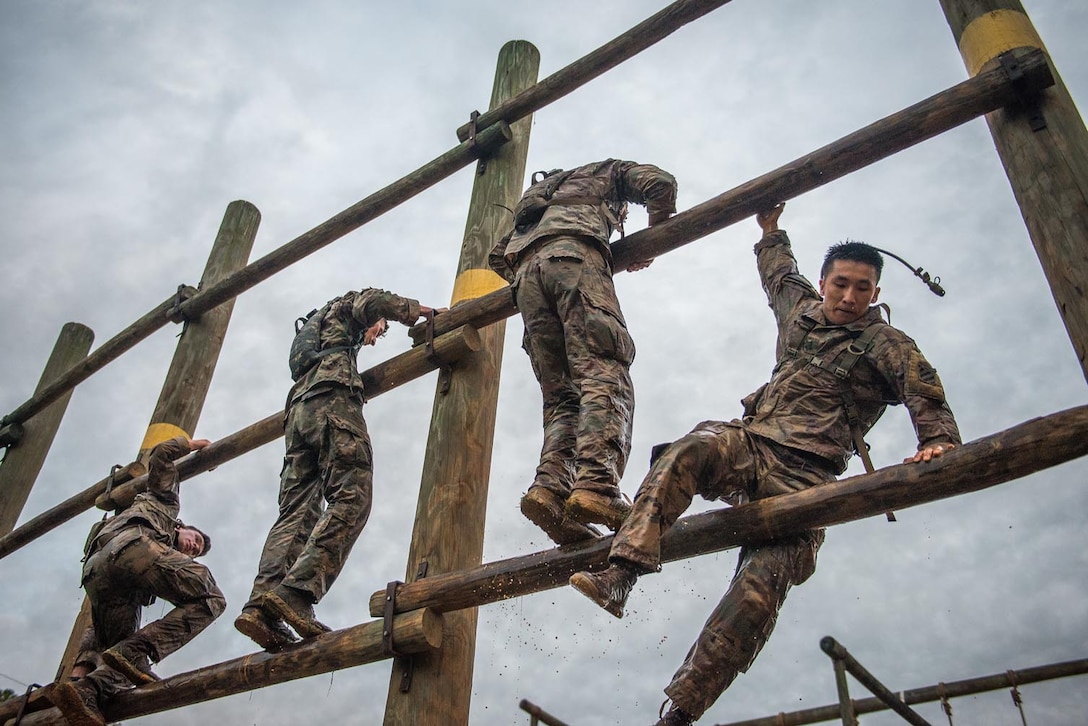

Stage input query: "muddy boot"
[
  {"left": 235, "top": 607, "right": 302, "bottom": 651},
  {"left": 262, "top": 585, "right": 331, "bottom": 639},
  {"left": 101, "top": 638, "right": 159, "bottom": 685},
  {"left": 50, "top": 679, "right": 105, "bottom": 726},
  {"left": 565, "top": 489, "right": 631, "bottom": 531},
  {"left": 654, "top": 702, "right": 695, "bottom": 726},
  {"left": 520, "top": 486, "right": 601, "bottom": 546},
  {"left": 569, "top": 561, "right": 638, "bottom": 618}
]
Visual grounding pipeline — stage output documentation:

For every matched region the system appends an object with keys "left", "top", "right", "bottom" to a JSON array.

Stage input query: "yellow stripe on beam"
[
  {"left": 959, "top": 9, "right": 1043, "bottom": 77},
  {"left": 140, "top": 422, "right": 190, "bottom": 451},
  {"left": 451, "top": 268, "right": 508, "bottom": 306}
]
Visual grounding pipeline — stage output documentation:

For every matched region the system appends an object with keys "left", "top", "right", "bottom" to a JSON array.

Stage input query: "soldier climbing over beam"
[
  {"left": 569, "top": 202, "right": 962, "bottom": 725},
  {"left": 489, "top": 158, "right": 677, "bottom": 545},
  {"left": 235, "top": 288, "right": 444, "bottom": 650},
  {"left": 51, "top": 436, "right": 223, "bottom": 726}
]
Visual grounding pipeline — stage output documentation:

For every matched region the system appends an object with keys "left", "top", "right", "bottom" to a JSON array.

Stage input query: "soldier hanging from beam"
[{"left": 570, "top": 202, "right": 961, "bottom": 726}]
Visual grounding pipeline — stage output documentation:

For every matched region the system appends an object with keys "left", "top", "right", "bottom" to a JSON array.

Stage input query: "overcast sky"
[{"left": 2, "top": 1, "right": 1087, "bottom": 724}]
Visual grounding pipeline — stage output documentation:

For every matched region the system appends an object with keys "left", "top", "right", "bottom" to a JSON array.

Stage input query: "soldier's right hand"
[{"left": 188, "top": 438, "right": 212, "bottom": 451}]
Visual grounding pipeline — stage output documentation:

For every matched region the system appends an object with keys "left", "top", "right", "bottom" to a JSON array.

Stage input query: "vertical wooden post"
[
  {"left": 0, "top": 322, "right": 95, "bottom": 535},
  {"left": 382, "top": 41, "right": 539, "bottom": 726},
  {"left": 137, "top": 200, "right": 262, "bottom": 459},
  {"left": 940, "top": 0, "right": 1088, "bottom": 382},
  {"left": 55, "top": 200, "right": 260, "bottom": 679}
]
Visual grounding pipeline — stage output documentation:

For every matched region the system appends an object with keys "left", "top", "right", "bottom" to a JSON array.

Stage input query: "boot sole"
[
  {"left": 234, "top": 611, "right": 298, "bottom": 652},
  {"left": 262, "top": 592, "right": 331, "bottom": 639},
  {"left": 569, "top": 571, "right": 624, "bottom": 619},
  {"left": 521, "top": 492, "right": 601, "bottom": 546},
  {"left": 565, "top": 492, "right": 630, "bottom": 531},
  {"left": 101, "top": 648, "right": 159, "bottom": 686},
  {"left": 50, "top": 682, "right": 106, "bottom": 726}
]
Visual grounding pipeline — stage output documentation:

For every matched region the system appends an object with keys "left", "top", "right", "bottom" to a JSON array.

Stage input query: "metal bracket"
[
  {"left": 394, "top": 560, "right": 429, "bottom": 693},
  {"left": 999, "top": 51, "right": 1047, "bottom": 132},
  {"left": 424, "top": 310, "right": 453, "bottom": 395},
  {"left": 382, "top": 580, "right": 406, "bottom": 659},
  {"left": 168, "top": 284, "right": 199, "bottom": 324},
  {"left": 466, "top": 110, "right": 488, "bottom": 175},
  {"left": 13, "top": 683, "right": 43, "bottom": 726}
]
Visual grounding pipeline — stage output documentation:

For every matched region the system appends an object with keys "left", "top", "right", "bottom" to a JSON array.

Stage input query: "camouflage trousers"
[
  {"left": 610, "top": 420, "right": 832, "bottom": 719},
  {"left": 248, "top": 386, "right": 374, "bottom": 607},
  {"left": 81, "top": 528, "right": 225, "bottom": 698},
  {"left": 514, "top": 237, "right": 636, "bottom": 498}
]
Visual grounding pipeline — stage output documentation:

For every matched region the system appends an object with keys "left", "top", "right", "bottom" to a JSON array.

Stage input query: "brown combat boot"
[
  {"left": 51, "top": 679, "right": 105, "bottom": 726},
  {"left": 569, "top": 562, "right": 638, "bottom": 618},
  {"left": 262, "top": 585, "right": 331, "bottom": 639},
  {"left": 101, "top": 639, "right": 159, "bottom": 685},
  {"left": 235, "top": 607, "right": 302, "bottom": 651},
  {"left": 520, "top": 486, "right": 602, "bottom": 546},
  {"left": 565, "top": 489, "right": 631, "bottom": 530},
  {"left": 655, "top": 702, "right": 695, "bottom": 726}
]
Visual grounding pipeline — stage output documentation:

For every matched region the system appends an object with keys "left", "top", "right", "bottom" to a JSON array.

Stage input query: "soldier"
[
  {"left": 489, "top": 159, "right": 677, "bottom": 545},
  {"left": 569, "top": 202, "right": 961, "bottom": 725},
  {"left": 235, "top": 288, "right": 442, "bottom": 650},
  {"left": 52, "top": 436, "right": 223, "bottom": 726}
]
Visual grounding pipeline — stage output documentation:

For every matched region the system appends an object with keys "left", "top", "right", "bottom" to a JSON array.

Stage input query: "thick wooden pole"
[
  {"left": 0, "top": 323, "right": 94, "bottom": 535},
  {"left": 56, "top": 201, "right": 258, "bottom": 681},
  {"left": 369, "top": 404, "right": 1088, "bottom": 617},
  {"left": 411, "top": 47, "right": 1055, "bottom": 345},
  {"left": 0, "top": 325, "right": 481, "bottom": 559},
  {"left": 0, "top": 609, "right": 444, "bottom": 726},
  {"left": 383, "top": 41, "right": 538, "bottom": 726},
  {"left": 939, "top": 0, "right": 1088, "bottom": 382},
  {"left": 138, "top": 200, "right": 260, "bottom": 458}
]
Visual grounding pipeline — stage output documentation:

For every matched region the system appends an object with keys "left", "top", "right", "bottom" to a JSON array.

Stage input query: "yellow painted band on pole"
[
  {"left": 140, "top": 422, "right": 190, "bottom": 451},
  {"left": 451, "top": 268, "right": 508, "bottom": 306},
  {"left": 959, "top": 9, "right": 1043, "bottom": 77}
]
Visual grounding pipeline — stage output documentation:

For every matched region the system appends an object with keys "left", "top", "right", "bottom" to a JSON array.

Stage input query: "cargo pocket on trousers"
[
  {"left": 582, "top": 294, "right": 636, "bottom": 366},
  {"left": 326, "top": 413, "right": 373, "bottom": 467}
]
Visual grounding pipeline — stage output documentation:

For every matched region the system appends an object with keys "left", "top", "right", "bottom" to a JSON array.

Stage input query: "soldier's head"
[
  {"left": 175, "top": 524, "right": 211, "bottom": 557},
  {"left": 819, "top": 241, "right": 882, "bottom": 325}
]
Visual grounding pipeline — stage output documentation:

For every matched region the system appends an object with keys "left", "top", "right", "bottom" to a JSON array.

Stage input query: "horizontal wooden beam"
[
  {"left": 0, "top": 119, "right": 508, "bottom": 431},
  {"left": 411, "top": 47, "right": 1054, "bottom": 345},
  {"left": 454, "top": 0, "right": 734, "bottom": 142},
  {"left": 0, "top": 325, "right": 480, "bottom": 560},
  {"left": 369, "top": 404, "right": 1088, "bottom": 617},
  {"left": 0, "top": 608, "right": 443, "bottom": 726}
]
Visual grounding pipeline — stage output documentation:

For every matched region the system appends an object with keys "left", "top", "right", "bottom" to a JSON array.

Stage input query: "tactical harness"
[{"left": 784, "top": 315, "right": 887, "bottom": 473}]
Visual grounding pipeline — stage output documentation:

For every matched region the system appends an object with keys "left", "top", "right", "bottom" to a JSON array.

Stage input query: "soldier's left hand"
[
  {"left": 626, "top": 258, "right": 654, "bottom": 272},
  {"left": 904, "top": 442, "right": 955, "bottom": 464},
  {"left": 189, "top": 438, "right": 212, "bottom": 451}
]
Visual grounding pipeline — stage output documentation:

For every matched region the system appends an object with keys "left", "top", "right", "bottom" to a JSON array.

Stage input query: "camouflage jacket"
[
  {"left": 93, "top": 436, "right": 190, "bottom": 550},
  {"left": 489, "top": 159, "right": 677, "bottom": 280},
  {"left": 743, "top": 231, "right": 961, "bottom": 473},
  {"left": 288, "top": 288, "right": 420, "bottom": 407}
]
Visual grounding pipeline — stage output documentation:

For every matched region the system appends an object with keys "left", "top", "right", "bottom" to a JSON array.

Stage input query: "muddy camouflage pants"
[
  {"left": 610, "top": 420, "right": 831, "bottom": 719},
  {"left": 248, "top": 387, "right": 374, "bottom": 607},
  {"left": 82, "top": 530, "right": 225, "bottom": 698},
  {"left": 515, "top": 239, "right": 635, "bottom": 498}
]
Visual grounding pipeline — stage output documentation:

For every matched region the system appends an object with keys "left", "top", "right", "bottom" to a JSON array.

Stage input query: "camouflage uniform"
[
  {"left": 80, "top": 436, "right": 225, "bottom": 700},
  {"left": 610, "top": 230, "right": 961, "bottom": 719},
  {"left": 490, "top": 159, "right": 677, "bottom": 499},
  {"left": 246, "top": 288, "right": 420, "bottom": 608}
]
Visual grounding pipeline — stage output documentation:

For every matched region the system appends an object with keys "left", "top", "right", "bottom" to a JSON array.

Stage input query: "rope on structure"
[
  {"left": 1008, "top": 669, "right": 1029, "bottom": 725},
  {"left": 939, "top": 681, "right": 954, "bottom": 725}
]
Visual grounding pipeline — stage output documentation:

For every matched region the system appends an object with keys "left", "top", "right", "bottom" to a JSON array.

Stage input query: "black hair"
[{"left": 821, "top": 240, "right": 884, "bottom": 282}]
